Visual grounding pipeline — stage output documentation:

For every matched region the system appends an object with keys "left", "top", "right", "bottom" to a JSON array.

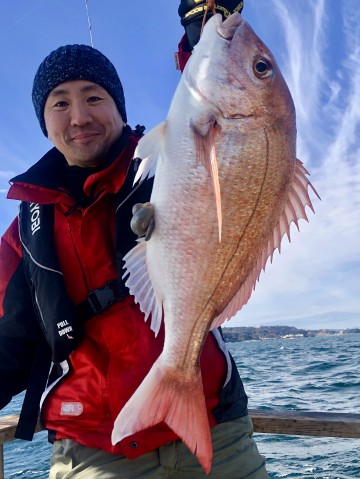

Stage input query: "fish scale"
[{"left": 112, "top": 12, "right": 318, "bottom": 474}]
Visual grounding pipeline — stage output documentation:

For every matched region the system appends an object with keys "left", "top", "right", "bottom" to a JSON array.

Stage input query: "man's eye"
[
  {"left": 88, "top": 96, "right": 102, "bottom": 103},
  {"left": 54, "top": 101, "right": 68, "bottom": 108}
]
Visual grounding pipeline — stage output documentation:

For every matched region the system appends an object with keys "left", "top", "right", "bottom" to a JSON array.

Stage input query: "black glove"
[{"left": 178, "top": 1, "right": 244, "bottom": 50}]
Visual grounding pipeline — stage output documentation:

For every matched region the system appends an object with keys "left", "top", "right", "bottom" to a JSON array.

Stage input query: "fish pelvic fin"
[
  {"left": 133, "top": 122, "right": 167, "bottom": 185},
  {"left": 211, "top": 159, "right": 319, "bottom": 329},
  {"left": 122, "top": 240, "right": 163, "bottom": 336},
  {"left": 191, "top": 112, "right": 222, "bottom": 242},
  {"left": 111, "top": 357, "right": 213, "bottom": 474}
]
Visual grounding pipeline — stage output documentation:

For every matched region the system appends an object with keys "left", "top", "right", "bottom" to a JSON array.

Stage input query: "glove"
[
  {"left": 130, "top": 202, "right": 155, "bottom": 241},
  {"left": 178, "top": 0, "right": 244, "bottom": 50}
]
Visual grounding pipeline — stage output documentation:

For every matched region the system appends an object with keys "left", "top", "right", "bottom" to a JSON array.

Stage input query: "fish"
[{"left": 111, "top": 12, "right": 319, "bottom": 473}]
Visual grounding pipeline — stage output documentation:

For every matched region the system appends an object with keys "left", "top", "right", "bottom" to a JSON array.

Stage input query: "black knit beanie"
[{"left": 32, "top": 44, "right": 127, "bottom": 136}]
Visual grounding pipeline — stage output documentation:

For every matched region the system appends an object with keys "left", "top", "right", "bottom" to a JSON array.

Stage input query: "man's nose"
[{"left": 70, "top": 102, "right": 93, "bottom": 126}]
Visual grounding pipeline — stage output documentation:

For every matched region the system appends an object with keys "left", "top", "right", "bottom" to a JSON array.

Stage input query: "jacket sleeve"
[{"left": 0, "top": 218, "right": 42, "bottom": 410}]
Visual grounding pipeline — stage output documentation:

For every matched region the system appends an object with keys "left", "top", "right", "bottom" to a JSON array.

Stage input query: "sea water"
[
  {"left": 229, "top": 333, "right": 360, "bottom": 479},
  {"left": 2, "top": 334, "right": 360, "bottom": 478}
]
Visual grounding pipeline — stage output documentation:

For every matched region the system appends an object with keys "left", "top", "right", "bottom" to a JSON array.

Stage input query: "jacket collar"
[{"left": 8, "top": 126, "right": 139, "bottom": 204}]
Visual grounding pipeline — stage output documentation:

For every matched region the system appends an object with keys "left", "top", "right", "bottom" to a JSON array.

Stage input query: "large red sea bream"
[{"left": 112, "top": 12, "right": 318, "bottom": 473}]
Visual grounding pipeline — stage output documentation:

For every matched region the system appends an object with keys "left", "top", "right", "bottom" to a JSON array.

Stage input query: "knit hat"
[{"left": 32, "top": 44, "right": 127, "bottom": 136}]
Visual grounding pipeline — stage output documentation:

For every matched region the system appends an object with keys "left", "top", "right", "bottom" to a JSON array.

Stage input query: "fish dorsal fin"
[
  {"left": 122, "top": 240, "right": 163, "bottom": 336},
  {"left": 190, "top": 112, "right": 222, "bottom": 242},
  {"left": 133, "top": 122, "right": 167, "bottom": 185},
  {"left": 211, "top": 159, "right": 319, "bottom": 329}
]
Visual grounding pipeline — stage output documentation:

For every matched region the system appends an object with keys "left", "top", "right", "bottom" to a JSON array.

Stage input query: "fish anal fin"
[
  {"left": 190, "top": 112, "right": 222, "bottom": 242},
  {"left": 111, "top": 358, "right": 213, "bottom": 474}
]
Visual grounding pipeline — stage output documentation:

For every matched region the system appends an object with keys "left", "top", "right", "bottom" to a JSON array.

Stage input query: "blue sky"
[{"left": 0, "top": 1, "right": 359, "bottom": 331}]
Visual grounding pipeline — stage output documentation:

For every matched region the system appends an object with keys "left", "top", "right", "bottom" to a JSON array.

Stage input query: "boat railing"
[{"left": 1, "top": 410, "right": 360, "bottom": 479}]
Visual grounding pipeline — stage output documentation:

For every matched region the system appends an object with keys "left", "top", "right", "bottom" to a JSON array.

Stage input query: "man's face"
[{"left": 44, "top": 80, "right": 124, "bottom": 167}]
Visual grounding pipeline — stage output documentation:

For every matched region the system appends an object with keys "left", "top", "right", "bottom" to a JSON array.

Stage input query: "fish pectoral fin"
[
  {"left": 133, "top": 122, "right": 167, "bottom": 184},
  {"left": 122, "top": 240, "right": 163, "bottom": 336},
  {"left": 190, "top": 112, "right": 222, "bottom": 242},
  {"left": 209, "top": 145, "right": 222, "bottom": 242},
  {"left": 111, "top": 358, "right": 212, "bottom": 474}
]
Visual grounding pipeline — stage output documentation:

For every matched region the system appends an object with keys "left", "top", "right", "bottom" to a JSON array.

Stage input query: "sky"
[{"left": 0, "top": 1, "right": 359, "bottom": 331}]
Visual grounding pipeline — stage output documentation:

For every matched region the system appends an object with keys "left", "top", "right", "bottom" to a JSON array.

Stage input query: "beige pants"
[{"left": 49, "top": 416, "right": 269, "bottom": 479}]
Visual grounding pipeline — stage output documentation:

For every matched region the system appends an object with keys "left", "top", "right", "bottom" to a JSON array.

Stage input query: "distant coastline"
[{"left": 221, "top": 325, "right": 360, "bottom": 342}]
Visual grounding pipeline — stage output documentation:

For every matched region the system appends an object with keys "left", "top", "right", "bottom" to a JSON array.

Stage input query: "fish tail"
[{"left": 111, "top": 357, "right": 213, "bottom": 474}]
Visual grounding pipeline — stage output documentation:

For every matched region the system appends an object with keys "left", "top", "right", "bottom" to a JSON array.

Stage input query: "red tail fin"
[{"left": 111, "top": 356, "right": 213, "bottom": 474}]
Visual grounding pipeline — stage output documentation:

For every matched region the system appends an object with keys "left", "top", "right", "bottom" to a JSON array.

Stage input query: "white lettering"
[
  {"left": 31, "top": 217, "right": 40, "bottom": 231},
  {"left": 57, "top": 320, "right": 70, "bottom": 329},
  {"left": 59, "top": 326, "right": 73, "bottom": 337},
  {"left": 29, "top": 203, "right": 41, "bottom": 235},
  {"left": 31, "top": 209, "right": 40, "bottom": 221}
]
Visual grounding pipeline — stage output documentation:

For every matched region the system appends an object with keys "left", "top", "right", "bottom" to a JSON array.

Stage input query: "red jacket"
[{"left": 0, "top": 127, "right": 247, "bottom": 458}]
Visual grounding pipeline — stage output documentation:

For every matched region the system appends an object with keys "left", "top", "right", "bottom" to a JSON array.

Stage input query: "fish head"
[{"left": 186, "top": 13, "right": 295, "bottom": 133}]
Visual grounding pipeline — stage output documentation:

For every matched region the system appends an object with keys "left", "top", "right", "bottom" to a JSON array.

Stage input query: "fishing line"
[
  {"left": 84, "top": 0, "right": 94, "bottom": 47},
  {"left": 115, "top": 182, "right": 143, "bottom": 213},
  {"left": 200, "top": 0, "right": 216, "bottom": 37}
]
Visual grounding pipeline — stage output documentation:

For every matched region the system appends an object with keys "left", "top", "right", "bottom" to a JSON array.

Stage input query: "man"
[{"left": 0, "top": 1, "right": 269, "bottom": 478}]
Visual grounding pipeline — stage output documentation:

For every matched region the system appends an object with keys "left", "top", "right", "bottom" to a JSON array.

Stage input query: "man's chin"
[{"left": 63, "top": 143, "right": 109, "bottom": 167}]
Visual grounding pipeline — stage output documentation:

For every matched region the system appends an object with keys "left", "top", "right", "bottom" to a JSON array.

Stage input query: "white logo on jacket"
[
  {"left": 57, "top": 319, "right": 74, "bottom": 337},
  {"left": 60, "top": 402, "right": 83, "bottom": 416},
  {"left": 30, "top": 203, "right": 41, "bottom": 235}
]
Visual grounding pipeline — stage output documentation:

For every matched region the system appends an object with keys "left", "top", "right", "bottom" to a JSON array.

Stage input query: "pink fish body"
[{"left": 112, "top": 13, "right": 318, "bottom": 473}]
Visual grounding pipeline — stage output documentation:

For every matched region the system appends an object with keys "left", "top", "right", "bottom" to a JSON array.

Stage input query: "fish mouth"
[
  {"left": 217, "top": 12, "right": 244, "bottom": 41},
  {"left": 185, "top": 12, "right": 253, "bottom": 122}
]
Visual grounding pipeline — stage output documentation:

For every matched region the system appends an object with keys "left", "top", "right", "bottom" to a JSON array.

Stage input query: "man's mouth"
[{"left": 71, "top": 132, "right": 100, "bottom": 143}]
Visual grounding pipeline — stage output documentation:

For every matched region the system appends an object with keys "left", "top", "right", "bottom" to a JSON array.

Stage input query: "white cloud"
[
  {"left": 0, "top": 169, "right": 14, "bottom": 198},
  {"left": 227, "top": 0, "right": 360, "bottom": 329},
  {"left": 0, "top": 170, "right": 15, "bottom": 179}
]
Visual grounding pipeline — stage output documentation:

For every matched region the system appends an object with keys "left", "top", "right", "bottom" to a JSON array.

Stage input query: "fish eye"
[{"left": 253, "top": 57, "right": 273, "bottom": 79}]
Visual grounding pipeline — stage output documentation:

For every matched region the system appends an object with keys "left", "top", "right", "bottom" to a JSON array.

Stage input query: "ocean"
[{"left": 2, "top": 333, "right": 360, "bottom": 478}]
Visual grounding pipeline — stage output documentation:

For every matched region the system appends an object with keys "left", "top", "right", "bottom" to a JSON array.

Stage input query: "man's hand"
[
  {"left": 178, "top": 0, "right": 244, "bottom": 50},
  {"left": 130, "top": 202, "right": 155, "bottom": 241}
]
